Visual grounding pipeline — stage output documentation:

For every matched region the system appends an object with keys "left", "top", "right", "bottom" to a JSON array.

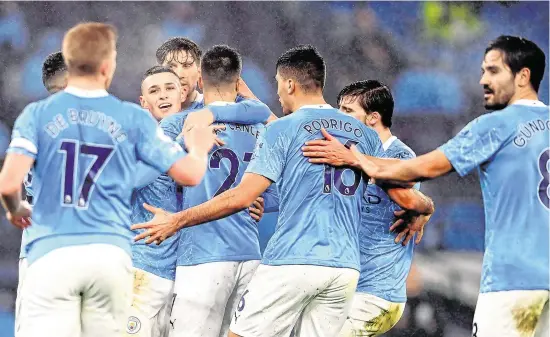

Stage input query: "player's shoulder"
[
  {"left": 386, "top": 137, "right": 416, "bottom": 159},
  {"left": 160, "top": 109, "right": 194, "bottom": 130}
]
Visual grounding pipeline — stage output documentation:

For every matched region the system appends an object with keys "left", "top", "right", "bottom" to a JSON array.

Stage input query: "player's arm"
[
  {"left": 302, "top": 128, "right": 415, "bottom": 188},
  {"left": 0, "top": 103, "right": 37, "bottom": 228},
  {"left": 0, "top": 153, "right": 33, "bottom": 216},
  {"left": 352, "top": 114, "right": 507, "bottom": 183},
  {"left": 383, "top": 186, "right": 434, "bottom": 215},
  {"left": 133, "top": 173, "right": 271, "bottom": 244},
  {"left": 133, "top": 120, "right": 286, "bottom": 244},
  {"left": 135, "top": 106, "right": 219, "bottom": 187},
  {"left": 357, "top": 150, "right": 453, "bottom": 183},
  {"left": 182, "top": 100, "right": 275, "bottom": 133}
]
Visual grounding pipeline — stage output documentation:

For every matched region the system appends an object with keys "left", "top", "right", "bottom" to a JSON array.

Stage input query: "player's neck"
[
  {"left": 376, "top": 127, "right": 393, "bottom": 144},
  {"left": 66, "top": 76, "right": 107, "bottom": 91},
  {"left": 182, "top": 90, "right": 200, "bottom": 110},
  {"left": 508, "top": 89, "right": 539, "bottom": 105},
  {"left": 203, "top": 90, "right": 237, "bottom": 106}
]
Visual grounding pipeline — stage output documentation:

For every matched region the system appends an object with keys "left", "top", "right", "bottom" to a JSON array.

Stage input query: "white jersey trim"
[
  {"left": 209, "top": 101, "right": 234, "bottom": 106},
  {"left": 299, "top": 104, "right": 333, "bottom": 110},
  {"left": 64, "top": 86, "right": 109, "bottom": 98},
  {"left": 512, "top": 99, "right": 547, "bottom": 107},
  {"left": 382, "top": 136, "right": 398, "bottom": 151},
  {"left": 10, "top": 137, "right": 37, "bottom": 154}
]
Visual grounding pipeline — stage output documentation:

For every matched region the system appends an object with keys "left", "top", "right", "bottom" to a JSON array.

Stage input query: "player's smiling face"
[
  {"left": 163, "top": 50, "right": 200, "bottom": 101},
  {"left": 480, "top": 49, "right": 516, "bottom": 110},
  {"left": 339, "top": 95, "right": 367, "bottom": 124},
  {"left": 140, "top": 72, "right": 185, "bottom": 121}
]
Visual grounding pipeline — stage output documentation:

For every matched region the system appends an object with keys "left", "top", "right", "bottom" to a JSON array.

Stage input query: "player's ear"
[
  {"left": 139, "top": 95, "right": 147, "bottom": 109},
  {"left": 198, "top": 76, "right": 204, "bottom": 91},
  {"left": 287, "top": 79, "right": 295, "bottom": 95},
  {"left": 516, "top": 67, "right": 531, "bottom": 88}
]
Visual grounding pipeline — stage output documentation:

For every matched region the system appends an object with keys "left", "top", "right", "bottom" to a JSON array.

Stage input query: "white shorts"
[
  {"left": 170, "top": 260, "right": 260, "bottom": 337},
  {"left": 15, "top": 258, "right": 28, "bottom": 337},
  {"left": 473, "top": 290, "right": 549, "bottom": 337},
  {"left": 18, "top": 244, "right": 132, "bottom": 337},
  {"left": 230, "top": 264, "right": 359, "bottom": 337},
  {"left": 125, "top": 268, "right": 175, "bottom": 337},
  {"left": 338, "top": 292, "right": 405, "bottom": 337}
]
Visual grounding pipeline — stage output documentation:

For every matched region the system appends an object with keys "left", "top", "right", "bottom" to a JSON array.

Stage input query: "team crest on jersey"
[{"left": 126, "top": 316, "right": 141, "bottom": 334}]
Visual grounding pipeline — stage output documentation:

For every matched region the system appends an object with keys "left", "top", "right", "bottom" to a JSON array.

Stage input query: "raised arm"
[{"left": 352, "top": 148, "right": 454, "bottom": 183}]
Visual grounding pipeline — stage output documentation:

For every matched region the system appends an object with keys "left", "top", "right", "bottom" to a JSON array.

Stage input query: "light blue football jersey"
[
  {"left": 439, "top": 100, "right": 549, "bottom": 293},
  {"left": 246, "top": 105, "right": 385, "bottom": 271},
  {"left": 6, "top": 87, "right": 186, "bottom": 265},
  {"left": 357, "top": 137, "right": 418, "bottom": 302},
  {"left": 131, "top": 99, "right": 273, "bottom": 279},
  {"left": 174, "top": 102, "right": 266, "bottom": 266}
]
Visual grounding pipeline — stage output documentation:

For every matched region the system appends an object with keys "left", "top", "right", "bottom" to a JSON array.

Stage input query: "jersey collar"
[
  {"left": 512, "top": 99, "right": 547, "bottom": 107},
  {"left": 382, "top": 136, "right": 398, "bottom": 151},
  {"left": 209, "top": 101, "right": 234, "bottom": 106},
  {"left": 64, "top": 86, "right": 109, "bottom": 98},
  {"left": 299, "top": 104, "right": 333, "bottom": 110}
]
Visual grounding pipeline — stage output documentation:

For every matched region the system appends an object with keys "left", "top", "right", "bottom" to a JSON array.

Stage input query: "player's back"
[
  {"left": 178, "top": 103, "right": 265, "bottom": 266},
  {"left": 19, "top": 88, "right": 169, "bottom": 264},
  {"left": 250, "top": 105, "right": 385, "bottom": 271},
  {"left": 441, "top": 100, "right": 549, "bottom": 293},
  {"left": 479, "top": 102, "right": 549, "bottom": 292},
  {"left": 358, "top": 138, "right": 417, "bottom": 302}
]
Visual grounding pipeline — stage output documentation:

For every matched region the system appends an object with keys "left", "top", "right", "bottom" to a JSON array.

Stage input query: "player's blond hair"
[{"left": 62, "top": 22, "right": 117, "bottom": 76}]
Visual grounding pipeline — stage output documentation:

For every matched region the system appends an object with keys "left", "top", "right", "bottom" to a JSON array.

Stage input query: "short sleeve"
[
  {"left": 439, "top": 114, "right": 507, "bottom": 177},
  {"left": 245, "top": 122, "right": 288, "bottom": 183},
  {"left": 135, "top": 108, "right": 186, "bottom": 173},
  {"left": 159, "top": 113, "right": 183, "bottom": 141},
  {"left": 134, "top": 162, "right": 161, "bottom": 189},
  {"left": 159, "top": 114, "right": 188, "bottom": 151},
  {"left": 209, "top": 99, "right": 271, "bottom": 125},
  {"left": 7, "top": 103, "right": 39, "bottom": 159}
]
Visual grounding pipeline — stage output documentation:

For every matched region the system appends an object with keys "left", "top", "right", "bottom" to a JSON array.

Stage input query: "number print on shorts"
[
  {"left": 472, "top": 322, "right": 478, "bottom": 337},
  {"left": 322, "top": 140, "right": 362, "bottom": 196},
  {"left": 538, "top": 148, "right": 549, "bottom": 209},
  {"left": 58, "top": 140, "right": 115, "bottom": 208},
  {"left": 234, "top": 289, "right": 249, "bottom": 323}
]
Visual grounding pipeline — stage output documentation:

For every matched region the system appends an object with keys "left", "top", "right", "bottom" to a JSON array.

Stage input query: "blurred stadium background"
[{"left": 0, "top": 2, "right": 548, "bottom": 336}]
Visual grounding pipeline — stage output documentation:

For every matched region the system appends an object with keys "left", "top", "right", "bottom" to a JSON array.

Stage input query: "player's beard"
[{"left": 484, "top": 86, "right": 514, "bottom": 111}]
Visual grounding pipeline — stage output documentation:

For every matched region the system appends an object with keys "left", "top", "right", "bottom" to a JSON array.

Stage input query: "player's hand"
[
  {"left": 237, "top": 78, "right": 258, "bottom": 100},
  {"left": 249, "top": 196, "right": 264, "bottom": 222},
  {"left": 390, "top": 209, "right": 431, "bottom": 246},
  {"left": 6, "top": 201, "right": 32, "bottom": 229},
  {"left": 182, "top": 111, "right": 226, "bottom": 147},
  {"left": 131, "top": 203, "right": 179, "bottom": 245},
  {"left": 183, "top": 124, "right": 226, "bottom": 155},
  {"left": 302, "top": 128, "right": 359, "bottom": 167}
]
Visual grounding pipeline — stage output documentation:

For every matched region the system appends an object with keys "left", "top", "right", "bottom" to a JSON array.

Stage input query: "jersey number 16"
[{"left": 322, "top": 140, "right": 362, "bottom": 196}]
